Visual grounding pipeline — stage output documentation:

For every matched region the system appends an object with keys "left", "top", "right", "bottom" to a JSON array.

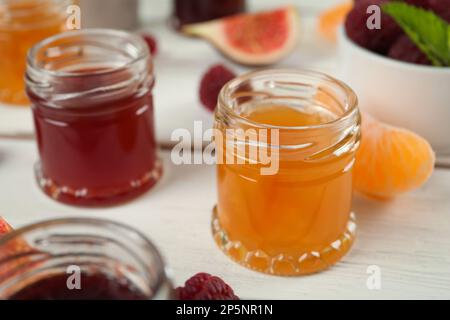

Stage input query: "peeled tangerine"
[
  {"left": 354, "top": 114, "right": 435, "bottom": 199},
  {"left": 183, "top": 6, "right": 300, "bottom": 66}
]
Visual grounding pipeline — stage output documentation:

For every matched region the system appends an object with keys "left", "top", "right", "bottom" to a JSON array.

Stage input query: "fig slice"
[{"left": 183, "top": 6, "right": 301, "bottom": 66}]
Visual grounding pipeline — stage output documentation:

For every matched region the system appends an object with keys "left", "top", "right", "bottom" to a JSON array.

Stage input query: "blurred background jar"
[
  {"left": 79, "top": 0, "right": 139, "bottom": 30},
  {"left": 172, "top": 0, "right": 246, "bottom": 29},
  {"left": 0, "top": 218, "right": 173, "bottom": 300},
  {"left": 0, "top": 0, "right": 72, "bottom": 106}
]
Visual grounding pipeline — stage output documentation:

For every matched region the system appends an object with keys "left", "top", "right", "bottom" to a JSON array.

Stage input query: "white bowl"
[{"left": 338, "top": 28, "right": 450, "bottom": 162}]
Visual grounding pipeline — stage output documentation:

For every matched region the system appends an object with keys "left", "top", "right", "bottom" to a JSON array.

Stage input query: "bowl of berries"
[{"left": 339, "top": 0, "right": 450, "bottom": 159}]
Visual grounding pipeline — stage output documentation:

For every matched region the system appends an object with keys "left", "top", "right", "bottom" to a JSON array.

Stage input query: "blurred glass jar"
[
  {"left": 0, "top": 0, "right": 72, "bottom": 106},
  {"left": 172, "top": 0, "right": 246, "bottom": 28},
  {"left": 0, "top": 218, "right": 173, "bottom": 300},
  {"left": 79, "top": 0, "right": 139, "bottom": 30}
]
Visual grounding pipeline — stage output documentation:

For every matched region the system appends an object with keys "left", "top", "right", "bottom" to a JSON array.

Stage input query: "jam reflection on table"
[
  {"left": 173, "top": 0, "right": 246, "bottom": 27},
  {"left": 10, "top": 273, "right": 149, "bottom": 300}
]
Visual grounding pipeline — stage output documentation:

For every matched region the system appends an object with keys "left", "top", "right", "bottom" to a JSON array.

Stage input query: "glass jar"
[
  {"left": 213, "top": 69, "right": 361, "bottom": 276},
  {"left": 0, "top": 0, "right": 72, "bottom": 106},
  {"left": 0, "top": 218, "right": 173, "bottom": 300},
  {"left": 26, "top": 29, "right": 162, "bottom": 207},
  {"left": 172, "top": 0, "right": 246, "bottom": 28}
]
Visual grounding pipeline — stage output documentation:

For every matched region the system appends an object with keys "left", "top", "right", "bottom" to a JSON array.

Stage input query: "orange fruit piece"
[
  {"left": 318, "top": 1, "right": 353, "bottom": 42},
  {"left": 354, "top": 113, "right": 435, "bottom": 199},
  {"left": 0, "top": 217, "right": 13, "bottom": 236}
]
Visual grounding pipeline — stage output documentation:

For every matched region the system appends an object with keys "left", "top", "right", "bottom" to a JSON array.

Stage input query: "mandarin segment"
[
  {"left": 354, "top": 114, "right": 435, "bottom": 199},
  {"left": 318, "top": 1, "right": 353, "bottom": 42}
]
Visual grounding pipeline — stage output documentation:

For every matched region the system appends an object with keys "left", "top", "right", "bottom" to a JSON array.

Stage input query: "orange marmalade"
[
  {"left": 213, "top": 70, "right": 361, "bottom": 275},
  {"left": 0, "top": 0, "right": 70, "bottom": 105}
]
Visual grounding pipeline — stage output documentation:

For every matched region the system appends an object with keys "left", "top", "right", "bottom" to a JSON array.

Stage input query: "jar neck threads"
[
  {"left": 26, "top": 29, "right": 153, "bottom": 109},
  {"left": 215, "top": 69, "right": 361, "bottom": 162}
]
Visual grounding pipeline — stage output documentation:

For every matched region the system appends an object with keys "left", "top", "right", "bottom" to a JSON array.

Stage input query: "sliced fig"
[{"left": 183, "top": 6, "right": 301, "bottom": 66}]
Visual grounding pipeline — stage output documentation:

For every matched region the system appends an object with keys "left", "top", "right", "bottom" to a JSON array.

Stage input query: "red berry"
[
  {"left": 176, "top": 273, "right": 239, "bottom": 300},
  {"left": 429, "top": 0, "right": 450, "bottom": 22},
  {"left": 345, "top": 0, "right": 403, "bottom": 54},
  {"left": 199, "top": 64, "right": 236, "bottom": 112},
  {"left": 402, "top": 0, "right": 431, "bottom": 9},
  {"left": 388, "top": 34, "right": 431, "bottom": 65},
  {"left": 142, "top": 34, "right": 158, "bottom": 56}
]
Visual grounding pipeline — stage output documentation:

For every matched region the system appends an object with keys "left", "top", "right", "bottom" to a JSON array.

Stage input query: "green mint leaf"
[
  {"left": 448, "top": 27, "right": 450, "bottom": 59},
  {"left": 382, "top": 2, "right": 450, "bottom": 67}
]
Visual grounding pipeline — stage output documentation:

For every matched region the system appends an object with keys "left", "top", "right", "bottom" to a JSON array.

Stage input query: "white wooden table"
[{"left": 0, "top": 139, "right": 449, "bottom": 299}]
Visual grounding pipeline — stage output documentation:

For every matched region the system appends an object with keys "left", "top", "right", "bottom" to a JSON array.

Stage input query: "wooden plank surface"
[{"left": 0, "top": 139, "right": 449, "bottom": 299}]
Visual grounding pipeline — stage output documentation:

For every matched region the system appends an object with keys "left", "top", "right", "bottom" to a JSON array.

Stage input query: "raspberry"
[
  {"left": 402, "top": 0, "right": 431, "bottom": 9},
  {"left": 142, "top": 34, "right": 158, "bottom": 56},
  {"left": 176, "top": 273, "right": 239, "bottom": 300},
  {"left": 199, "top": 64, "right": 236, "bottom": 112},
  {"left": 429, "top": 0, "right": 450, "bottom": 22},
  {"left": 345, "top": 0, "right": 403, "bottom": 54},
  {"left": 388, "top": 34, "right": 431, "bottom": 65}
]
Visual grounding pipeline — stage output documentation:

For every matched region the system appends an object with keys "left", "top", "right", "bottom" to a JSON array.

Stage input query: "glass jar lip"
[
  {"left": 218, "top": 68, "right": 359, "bottom": 131},
  {"left": 26, "top": 28, "right": 150, "bottom": 79},
  {"left": 0, "top": 217, "right": 168, "bottom": 297}
]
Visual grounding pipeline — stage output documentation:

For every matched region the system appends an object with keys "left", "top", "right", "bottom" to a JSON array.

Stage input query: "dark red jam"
[
  {"left": 28, "top": 66, "right": 162, "bottom": 207},
  {"left": 10, "top": 273, "right": 149, "bottom": 300},
  {"left": 173, "top": 0, "right": 246, "bottom": 27}
]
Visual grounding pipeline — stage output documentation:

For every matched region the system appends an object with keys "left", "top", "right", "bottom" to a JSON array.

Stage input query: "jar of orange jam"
[
  {"left": 0, "top": 0, "right": 72, "bottom": 105},
  {"left": 213, "top": 70, "right": 361, "bottom": 276}
]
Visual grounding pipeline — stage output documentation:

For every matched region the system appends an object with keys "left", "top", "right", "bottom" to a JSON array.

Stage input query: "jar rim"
[
  {"left": 26, "top": 28, "right": 150, "bottom": 79},
  {"left": 0, "top": 217, "right": 168, "bottom": 298},
  {"left": 218, "top": 68, "right": 359, "bottom": 131}
]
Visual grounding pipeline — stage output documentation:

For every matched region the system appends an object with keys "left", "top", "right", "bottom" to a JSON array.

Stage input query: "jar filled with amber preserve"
[
  {"left": 0, "top": 0, "right": 72, "bottom": 105},
  {"left": 26, "top": 29, "right": 162, "bottom": 207},
  {"left": 213, "top": 69, "right": 361, "bottom": 276}
]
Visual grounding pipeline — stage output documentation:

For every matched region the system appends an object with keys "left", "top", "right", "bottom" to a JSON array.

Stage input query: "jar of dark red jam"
[
  {"left": 26, "top": 29, "right": 162, "bottom": 207},
  {"left": 173, "top": 0, "right": 246, "bottom": 28},
  {"left": 0, "top": 218, "right": 173, "bottom": 300}
]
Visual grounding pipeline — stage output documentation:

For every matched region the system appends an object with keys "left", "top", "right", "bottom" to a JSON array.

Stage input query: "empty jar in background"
[
  {"left": 26, "top": 29, "right": 162, "bottom": 207},
  {"left": 79, "top": 0, "right": 139, "bottom": 30},
  {"left": 172, "top": 0, "right": 246, "bottom": 28}
]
